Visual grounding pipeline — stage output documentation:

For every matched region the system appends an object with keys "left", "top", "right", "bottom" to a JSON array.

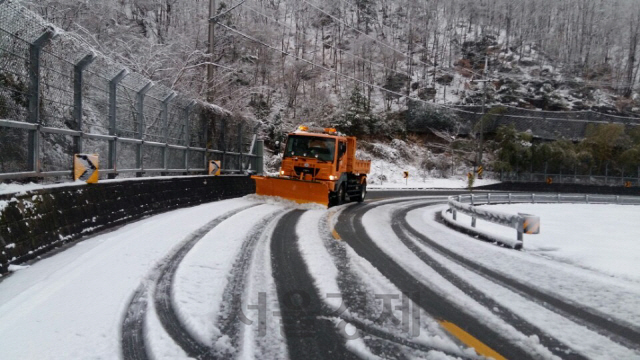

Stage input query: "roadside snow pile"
[
  {"left": 448, "top": 203, "right": 640, "bottom": 282},
  {"left": 244, "top": 194, "right": 326, "bottom": 210}
]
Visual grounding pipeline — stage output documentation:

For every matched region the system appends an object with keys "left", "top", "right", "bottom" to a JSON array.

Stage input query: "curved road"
[{"left": 1, "top": 191, "right": 639, "bottom": 359}]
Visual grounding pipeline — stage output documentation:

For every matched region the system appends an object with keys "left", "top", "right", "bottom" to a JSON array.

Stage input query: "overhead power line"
[
  {"left": 215, "top": 21, "right": 479, "bottom": 114},
  {"left": 240, "top": 3, "right": 414, "bottom": 80}
]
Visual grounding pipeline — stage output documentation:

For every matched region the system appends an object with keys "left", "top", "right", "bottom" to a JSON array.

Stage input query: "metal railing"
[
  {"left": 500, "top": 171, "right": 640, "bottom": 187},
  {"left": 0, "top": 1, "right": 262, "bottom": 181},
  {"left": 446, "top": 193, "right": 640, "bottom": 248}
]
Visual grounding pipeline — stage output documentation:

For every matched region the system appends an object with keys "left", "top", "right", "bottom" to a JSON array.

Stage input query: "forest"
[{"left": 12, "top": 0, "right": 640, "bottom": 178}]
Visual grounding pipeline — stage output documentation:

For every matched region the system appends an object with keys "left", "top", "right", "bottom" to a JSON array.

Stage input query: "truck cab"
[{"left": 264, "top": 126, "right": 370, "bottom": 206}]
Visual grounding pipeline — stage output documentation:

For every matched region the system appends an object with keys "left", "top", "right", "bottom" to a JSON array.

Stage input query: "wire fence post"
[
  {"left": 27, "top": 29, "right": 55, "bottom": 173},
  {"left": 73, "top": 53, "right": 95, "bottom": 154},
  {"left": 204, "top": 115, "right": 210, "bottom": 171},
  {"left": 161, "top": 92, "right": 176, "bottom": 172},
  {"left": 219, "top": 118, "right": 226, "bottom": 170},
  {"left": 108, "top": 69, "right": 128, "bottom": 178},
  {"left": 256, "top": 139, "right": 264, "bottom": 174},
  {"left": 136, "top": 81, "right": 154, "bottom": 176},
  {"left": 183, "top": 100, "right": 196, "bottom": 172},
  {"left": 238, "top": 122, "right": 243, "bottom": 171}
]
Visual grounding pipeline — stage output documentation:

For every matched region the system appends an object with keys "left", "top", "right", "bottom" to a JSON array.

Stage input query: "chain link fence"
[{"left": 0, "top": 1, "right": 261, "bottom": 181}]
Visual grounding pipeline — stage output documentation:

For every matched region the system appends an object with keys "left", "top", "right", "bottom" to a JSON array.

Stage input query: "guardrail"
[{"left": 445, "top": 193, "right": 640, "bottom": 249}]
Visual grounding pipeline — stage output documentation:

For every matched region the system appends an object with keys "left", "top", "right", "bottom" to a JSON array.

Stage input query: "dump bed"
[
  {"left": 352, "top": 159, "right": 371, "bottom": 174},
  {"left": 346, "top": 137, "right": 371, "bottom": 174}
]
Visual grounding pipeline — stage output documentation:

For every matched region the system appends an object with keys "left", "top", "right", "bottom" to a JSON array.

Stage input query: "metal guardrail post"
[
  {"left": 471, "top": 216, "right": 476, "bottom": 227},
  {"left": 487, "top": 193, "right": 491, "bottom": 204},
  {"left": 183, "top": 100, "right": 196, "bottom": 172},
  {"left": 161, "top": 92, "right": 177, "bottom": 171},
  {"left": 532, "top": 194, "right": 536, "bottom": 203},
  {"left": 27, "top": 29, "right": 56, "bottom": 173},
  {"left": 108, "top": 69, "right": 128, "bottom": 178},
  {"left": 508, "top": 193, "right": 512, "bottom": 204},
  {"left": 517, "top": 217, "right": 524, "bottom": 241},
  {"left": 136, "top": 81, "right": 154, "bottom": 176},
  {"left": 586, "top": 194, "right": 589, "bottom": 203},
  {"left": 73, "top": 53, "right": 95, "bottom": 154}
]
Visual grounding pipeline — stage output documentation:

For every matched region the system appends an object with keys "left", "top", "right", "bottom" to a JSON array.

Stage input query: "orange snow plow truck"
[{"left": 252, "top": 126, "right": 371, "bottom": 207}]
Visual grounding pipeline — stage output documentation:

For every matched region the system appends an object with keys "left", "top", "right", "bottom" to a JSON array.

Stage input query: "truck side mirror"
[{"left": 273, "top": 141, "right": 280, "bottom": 156}]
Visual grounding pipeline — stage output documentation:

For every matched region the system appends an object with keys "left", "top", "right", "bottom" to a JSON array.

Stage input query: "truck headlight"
[
  {"left": 280, "top": 170, "right": 285, "bottom": 175},
  {"left": 329, "top": 175, "right": 335, "bottom": 180}
]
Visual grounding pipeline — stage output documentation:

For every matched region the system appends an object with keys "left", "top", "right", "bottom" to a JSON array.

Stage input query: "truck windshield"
[{"left": 284, "top": 136, "right": 336, "bottom": 162}]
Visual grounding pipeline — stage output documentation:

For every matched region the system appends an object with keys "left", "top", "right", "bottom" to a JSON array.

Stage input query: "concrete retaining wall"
[{"left": 0, "top": 176, "right": 255, "bottom": 274}]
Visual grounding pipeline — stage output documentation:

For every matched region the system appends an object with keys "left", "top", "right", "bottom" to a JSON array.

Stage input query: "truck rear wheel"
[{"left": 355, "top": 183, "right": 366, "bottom": 202}]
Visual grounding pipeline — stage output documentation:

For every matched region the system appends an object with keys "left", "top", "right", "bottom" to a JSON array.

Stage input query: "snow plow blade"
[{"left": 252, "top": 176, "right": 330, "bottom": 207}]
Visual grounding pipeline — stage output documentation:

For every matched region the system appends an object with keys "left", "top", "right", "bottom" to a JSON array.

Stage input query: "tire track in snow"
[
  {"left": 387, "top": 202, "right": 586, "bottom": 360},
  {"left": 121, "top": 204, "right": 256, "bottom": 360},
  {"left": 335, "top": 200, "right": 537, "bottom": 360},
  {"left": 319, "top": 209, "right": 448, "bottom": 359},
  {"left": 270, "top": 210, "right": 360, "bottom": 360},
  {"left": 214, "top": 210, "right": 288, "bottom": 356},
  {"left": 398, "top": 201, "right": 640, "bottom": 352}
]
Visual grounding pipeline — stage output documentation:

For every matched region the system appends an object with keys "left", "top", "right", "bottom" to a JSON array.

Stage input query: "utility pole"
[
  {"left": 474, "top": 56, "right": 489, "bottom": 174},
  {"left": 207, "top": 0, "right": 216, "bottom": 103}
]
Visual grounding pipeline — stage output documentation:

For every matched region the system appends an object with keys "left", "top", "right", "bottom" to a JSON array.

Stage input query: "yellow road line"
[
  {"left": 438, "top": 320, "right": 507, "bottom": 360},
  {"left": 327, "top": 211, "right": 341, "bottom": 240}
]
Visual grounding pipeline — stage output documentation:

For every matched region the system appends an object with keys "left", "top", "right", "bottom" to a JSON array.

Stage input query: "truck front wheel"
[{"left": 329, "top": 183, "right": 346, "bottom": 207}]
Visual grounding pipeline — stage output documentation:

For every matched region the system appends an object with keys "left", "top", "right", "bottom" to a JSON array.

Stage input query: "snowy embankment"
[
  {"left": 356, "top": 140, "right": 500, "bottom": 190},
  {"left": 402, "top": 202, "right": 640, "bottom": 359}
]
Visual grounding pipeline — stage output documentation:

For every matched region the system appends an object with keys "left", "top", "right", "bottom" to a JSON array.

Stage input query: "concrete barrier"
[{"left": 0, "top": 176, "right": 255, "bottom": 274}]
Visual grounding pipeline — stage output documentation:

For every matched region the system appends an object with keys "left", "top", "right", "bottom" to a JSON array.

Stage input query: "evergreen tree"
[{"left": 334, "top": 86, "right": 374, "bottom": 136}]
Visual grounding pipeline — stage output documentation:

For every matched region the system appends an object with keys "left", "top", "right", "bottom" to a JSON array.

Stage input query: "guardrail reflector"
[
  {"left": 73, "top": 154, "right": 99, "bottom": 183},
  {"left": 209, "top": 160, "right": 221, "bottom": 176}
]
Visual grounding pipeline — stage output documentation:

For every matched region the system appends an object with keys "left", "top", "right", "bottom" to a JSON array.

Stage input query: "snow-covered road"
[{"left": 1, "top": 193, "right": 639, "bottom": 359}]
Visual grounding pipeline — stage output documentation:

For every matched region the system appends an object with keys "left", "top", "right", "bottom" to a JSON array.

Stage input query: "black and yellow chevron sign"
[
  {"left": 625, "top": 181, "right": 632, "bottom": 188},
  {"left": 209, "top": 160, "right": 221, "bottom": 176},
  {"left": 476, "top": 165, "right": 483, "bottom": 177},
  {"left": 403, "top": 171, "right": 409, "bottom": 178},
  {"left": 523, "top": 217, "right": 540, "bottom": 234},
  {"left": 73, "top": 154, "right": 99, "bottom": 183},
  {"left": 546, "top": 177, "right": 553, "bottom": 185}
]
